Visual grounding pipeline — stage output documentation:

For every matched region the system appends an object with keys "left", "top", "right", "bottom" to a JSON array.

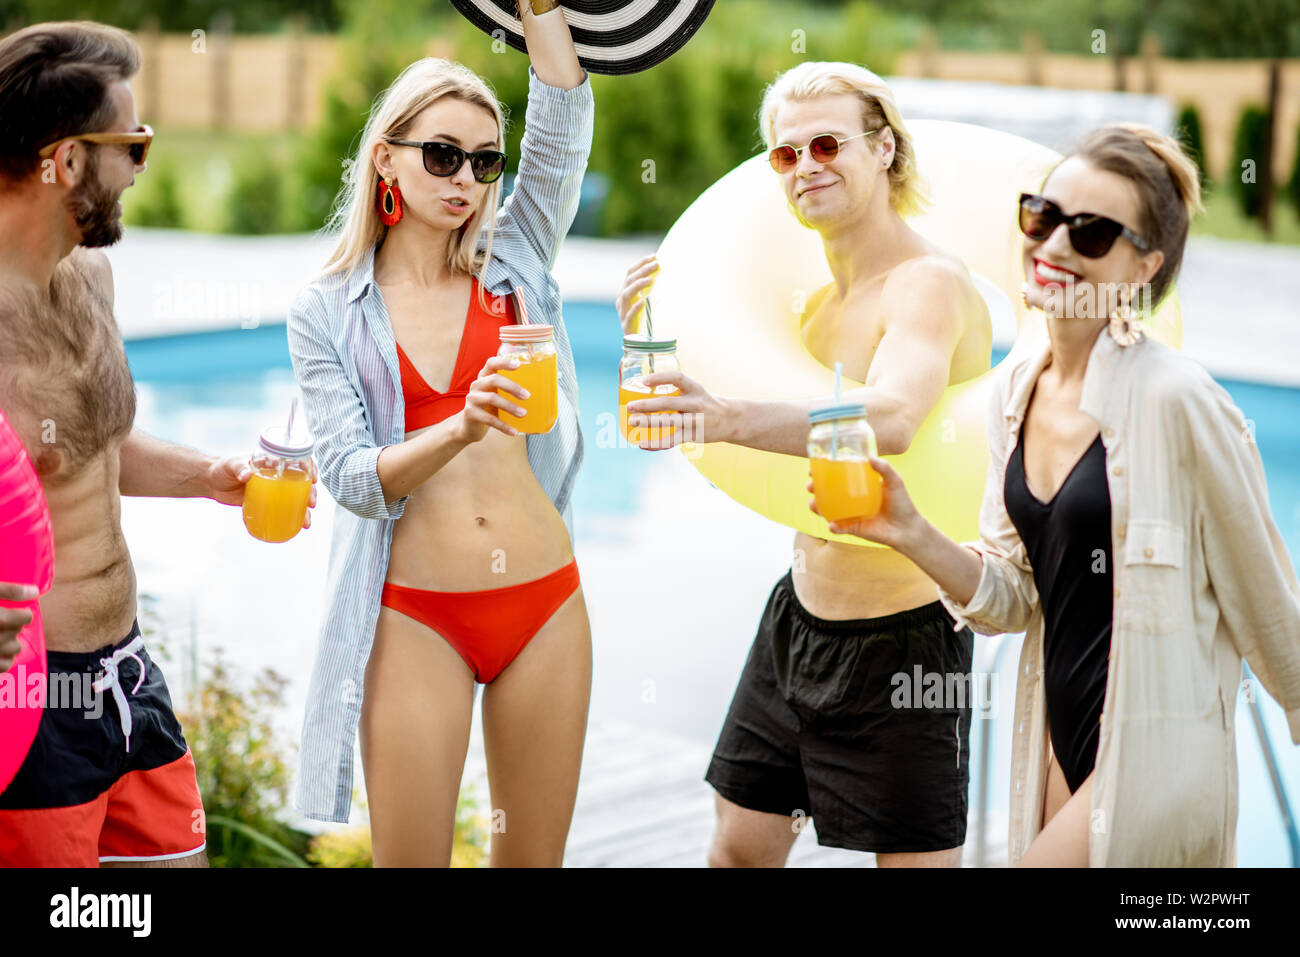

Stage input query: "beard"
[{"left": 67, "top": 149, "right": 124, "bottom": 248}]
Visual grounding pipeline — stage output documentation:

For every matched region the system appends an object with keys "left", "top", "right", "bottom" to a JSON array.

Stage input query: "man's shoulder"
[
  {"left": 879, "top": 252, "right": 984, "bottom": 338},
  {"left": 881, "top": 250, "right": 973, "bottom": 290},
  {"left": 881, "top": 252, "right": 980, "bottom": 312},
  {"left": 57, "top": 248, "right": 115, "bottom": 305}
]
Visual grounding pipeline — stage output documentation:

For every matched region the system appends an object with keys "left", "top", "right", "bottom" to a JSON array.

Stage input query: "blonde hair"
[
  {"left": 321, "top": 58, "right": 506, "bottom": 295},
  {"left": 759, "top": 61, "right": 929, "bottom": 218},
  {"left": 1067, "top": 123, "right": 1204, "bottom": 306}
]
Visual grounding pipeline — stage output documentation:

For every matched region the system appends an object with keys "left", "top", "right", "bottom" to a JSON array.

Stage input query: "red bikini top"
[{"left": 395, "top": 277, "right": 516, "bottom": 432}]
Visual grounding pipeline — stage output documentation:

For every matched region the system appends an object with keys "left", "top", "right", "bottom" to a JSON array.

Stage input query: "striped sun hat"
[{"left": 448, "top": 1, "right": 716, "bottom": 75}]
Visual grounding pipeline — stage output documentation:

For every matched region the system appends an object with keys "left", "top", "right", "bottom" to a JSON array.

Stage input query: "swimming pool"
[{"left": 122, "top": 303, "right": 1300, "bottom": 866}]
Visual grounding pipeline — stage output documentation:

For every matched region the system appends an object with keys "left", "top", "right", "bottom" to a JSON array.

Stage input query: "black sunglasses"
[
  {"left": 386, "top": 139, "right": 507, "bottom": 184},
  {"left": 1018, "top": 192, "right": 1150, "bottom": 258}
]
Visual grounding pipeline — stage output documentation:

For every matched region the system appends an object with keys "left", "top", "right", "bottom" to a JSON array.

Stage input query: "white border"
[{"left": 99, "top": 841, "right": 207, "bottom": 864}]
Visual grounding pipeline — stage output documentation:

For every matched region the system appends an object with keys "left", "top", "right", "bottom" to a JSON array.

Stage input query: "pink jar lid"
[{"left": 499, "top": 324, "right": 554, "bottom": 343}]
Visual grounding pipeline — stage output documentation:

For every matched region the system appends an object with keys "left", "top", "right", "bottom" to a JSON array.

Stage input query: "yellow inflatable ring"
[{"left": 651, "top": 119, "right": 1182, "bottom": 547}]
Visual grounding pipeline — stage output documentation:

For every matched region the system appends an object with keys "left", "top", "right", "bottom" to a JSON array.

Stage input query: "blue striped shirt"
[{"left": 286, "top": 67, "right": 592, "bottom": 823}]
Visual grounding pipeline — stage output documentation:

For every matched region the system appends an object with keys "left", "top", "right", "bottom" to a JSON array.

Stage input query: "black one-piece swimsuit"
[{"left": 1004, "top": 424, "right": 1113, "bottom": 794}]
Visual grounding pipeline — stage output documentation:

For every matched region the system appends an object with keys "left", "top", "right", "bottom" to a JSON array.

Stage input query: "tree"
[{"left": 1160, "top": 0, "right": 1300, "bottom": 233}]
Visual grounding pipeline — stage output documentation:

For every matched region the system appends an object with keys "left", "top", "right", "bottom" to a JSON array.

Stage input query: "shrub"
[
  {"left": 225, "top": 154, "right": 286, "bottom": 234},
  {"left": 306, "top": 826, "right": 373, "bottom": 868},
  {"left": 122, "top": 161, "right": 186, "bottom": 228},
  {"left": 173, "top": 651, "right": 314, "bottom": 867},
  {"left": 1231, "top": 104, "right": 1269, "bottom": 220},
  {"left": 1175, "top": 103, "right": 1209, "bottom": 191},
  {"left": 284, "top": 0, "right": 431, "bottom": 233},
  {"left": 1289, "top": 124, "right": 1300, "bottom": 220}
]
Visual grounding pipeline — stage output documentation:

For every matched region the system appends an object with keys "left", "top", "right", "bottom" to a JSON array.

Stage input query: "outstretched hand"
[
  {"left": 807, "top": 456, "right": 923, "bottom": 550},
  {"left": 625, "top": 369, "right": 730, "bottom": 450},
  {"left": 210, "top": 456, "right": 319, "bottom": 530}
]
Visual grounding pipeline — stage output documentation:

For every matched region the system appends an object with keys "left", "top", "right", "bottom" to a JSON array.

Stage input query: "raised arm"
[
  {"left": 492, "top": 3, "right": 594, "bottom": 271},
  {"left": 519, "top": 1, "right": 585, "bottom": 90}
]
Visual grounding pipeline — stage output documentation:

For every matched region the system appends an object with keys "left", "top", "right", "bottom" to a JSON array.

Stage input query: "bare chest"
[
  {"left": 1019, "top": 380, "right": 1102, "bottom": 503},
  {"left": 16, "top": 284, "right": 135, "bottom": 482},
  {"left": 380, "top": 280, "right": 474, "bottom": 393}
]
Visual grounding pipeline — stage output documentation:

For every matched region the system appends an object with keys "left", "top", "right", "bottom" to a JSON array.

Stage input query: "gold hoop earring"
[{"left": 1107, "top": 283, "right": 1143, "bottom": 347}]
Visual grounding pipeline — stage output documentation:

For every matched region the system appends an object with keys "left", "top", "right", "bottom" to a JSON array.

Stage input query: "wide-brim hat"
[{"left": 448, "top": 1, "right": 716, "bottom": 76}]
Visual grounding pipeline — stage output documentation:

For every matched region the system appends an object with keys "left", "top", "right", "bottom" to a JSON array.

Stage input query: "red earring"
[{"left": 376, "top": 177, "right": 403, "bottom": 226}]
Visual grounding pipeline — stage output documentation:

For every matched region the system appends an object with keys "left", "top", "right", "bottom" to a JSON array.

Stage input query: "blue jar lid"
[{"left": 808, "top": 403, "right": 867, "bottom": 425}]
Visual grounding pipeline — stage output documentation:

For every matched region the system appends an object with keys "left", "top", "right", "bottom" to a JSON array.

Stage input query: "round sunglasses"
[
  {"left": 1018, "top": 192, "right": 1150, "bottom": 258},
  {"left": 768, "top": 128, "right": 882, "bottom": 174},
  {"left": 386, "top": 139, "right": 507, "bottom": 184}
]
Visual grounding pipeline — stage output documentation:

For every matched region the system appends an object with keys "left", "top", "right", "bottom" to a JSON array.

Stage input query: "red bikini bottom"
[{"left": 380, "top": 560, "right": 581, "bottom": 683}]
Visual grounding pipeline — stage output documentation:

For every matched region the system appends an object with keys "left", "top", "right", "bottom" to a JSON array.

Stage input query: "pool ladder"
[{"left": 971, "top": 640, "right": 1300, "bottom": 867}]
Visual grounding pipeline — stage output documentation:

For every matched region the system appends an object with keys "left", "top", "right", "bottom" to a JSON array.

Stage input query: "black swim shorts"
[{"left": 705, "top": 571, "right": 975, "bottom": 855}]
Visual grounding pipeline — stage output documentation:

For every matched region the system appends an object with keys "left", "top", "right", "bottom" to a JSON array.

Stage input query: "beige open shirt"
[{"left": 936, "top": 327, "right": 1300, "bottom": 866}]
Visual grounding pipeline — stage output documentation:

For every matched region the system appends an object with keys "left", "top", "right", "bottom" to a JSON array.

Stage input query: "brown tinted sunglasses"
[{"left": 39, "top": 124, "right": 154, "bottom": 165}]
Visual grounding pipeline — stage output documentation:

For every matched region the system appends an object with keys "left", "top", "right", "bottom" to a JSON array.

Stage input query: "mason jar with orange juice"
[
  {"left": 243, "top": 425, "right": 315, "bottom": 543},
  {"left": 496, "top": 324, "right": 559, "bottom": 434},
  {"left": 619, "top": 335, "right": 681, "bottom": 447},
  {"left": 807, "top": 404, "right": 883, "bottom": 522}
]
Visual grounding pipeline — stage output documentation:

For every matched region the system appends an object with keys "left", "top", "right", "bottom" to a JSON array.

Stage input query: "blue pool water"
[
  {"left": 123, "top": 308, "right": 1300, "bottom": 551},
  {"left": 123, "top": 303, "right": 1300, "bottom": 866}
]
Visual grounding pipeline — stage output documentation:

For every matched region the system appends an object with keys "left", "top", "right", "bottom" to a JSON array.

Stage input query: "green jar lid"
[
  {"left": 623, "top": 335, "right": 677, "bottom": 353},
  {"left": 808, "top": 403, "right": 867, "bottom": 425}
]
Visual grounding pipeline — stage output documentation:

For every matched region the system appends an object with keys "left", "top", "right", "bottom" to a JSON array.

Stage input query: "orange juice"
[
  {"left": 243, "top": 464, "right": 313, "bottom": 543},
  {"left": 497, "top": 351, "right": 558, "bottom": 434},
  {"left": 811, "top": 456, "right": 883, "bottom": 522},
  {"left": 619, "top": 378, "right": 682, "bottom": 444}
]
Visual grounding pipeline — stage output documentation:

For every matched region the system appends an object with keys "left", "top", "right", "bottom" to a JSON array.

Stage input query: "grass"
[{"left": 1191, "top": 186, "right": 1300, "bottom": 245}]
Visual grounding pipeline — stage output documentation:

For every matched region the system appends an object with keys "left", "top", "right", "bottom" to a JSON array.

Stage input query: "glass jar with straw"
[
  {"left": 619, "top": 297, "right": 683, "bottom": 448},
  {"left": 807, "top": 362, "right": 883, "bottom": 522},
  {"left": 244, "top": 397, "right": 315, "bottom": 543}
]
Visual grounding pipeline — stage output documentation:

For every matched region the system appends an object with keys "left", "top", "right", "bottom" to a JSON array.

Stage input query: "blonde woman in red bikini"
[{"left": 288, "top": 1, "right": 593, "bottom": 866}]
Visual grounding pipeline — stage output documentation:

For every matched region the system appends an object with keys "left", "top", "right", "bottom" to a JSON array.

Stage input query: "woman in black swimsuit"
[
  {"left": 1003, "top": 422, "right": 1112, "bottom": 796},
  {"left": 812, "top": 123, "right": 1300, "bottom": 866}
]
